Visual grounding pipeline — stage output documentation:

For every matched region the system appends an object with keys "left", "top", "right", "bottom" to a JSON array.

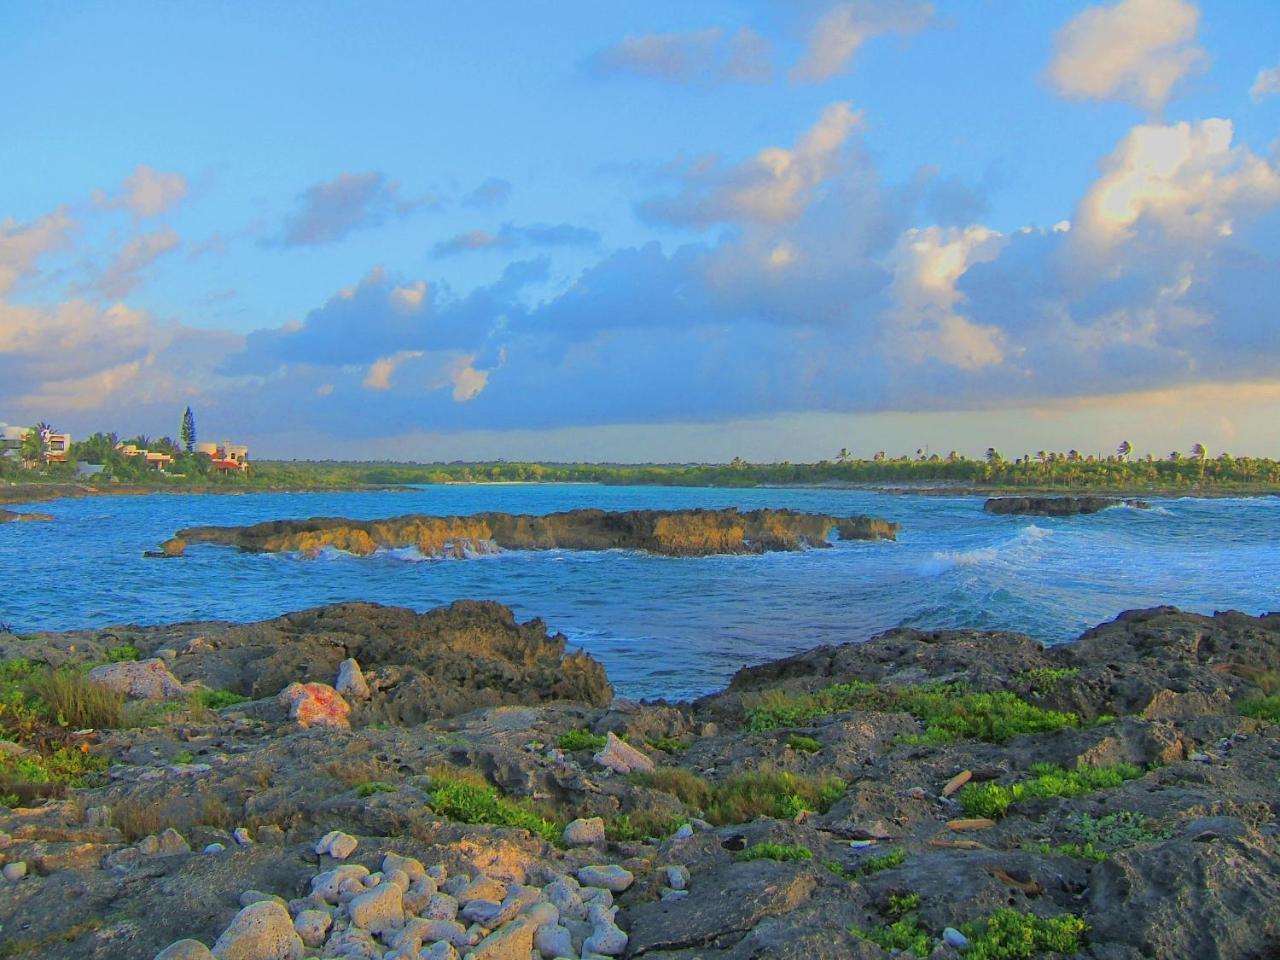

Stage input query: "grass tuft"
[
  {"left": 26, "top": 668, "right": 125, "bottom": 730},
  {"left": 736, "top": 842, "right": 812, "bottom": 862},
  {"left": 786, "top": 734, "right": 822, "bottom": 753},
  {"left": 428, "top": 770, "right": 561, "bottom": 844},
  {"left": 354, "top": 780, "right": 397, "bottom": 798},
  {"left": 558, "top": 728, "right": 607, "bottom": 751},
  {"left": 197, "top": 688, "right": 251, "bottom": 709},
  {"left": 1239, "top": 696, "right": 1280, "bottom": 723},
  {"left": 958, "top": 762, "right": 1145, "bottom": 820}
]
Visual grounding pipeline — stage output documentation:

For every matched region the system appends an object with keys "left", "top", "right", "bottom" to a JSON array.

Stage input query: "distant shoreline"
[{"left": 3, "top": 477, "right": 1277, "bottom": 511}]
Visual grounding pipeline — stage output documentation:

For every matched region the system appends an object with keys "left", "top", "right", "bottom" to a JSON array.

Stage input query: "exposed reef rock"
[
  {"left": 157, "top": 507, "right": 900, "bottom": 559},
  {"left": 0, "top": 508, "right": 54, "bottom": 523},
  {"left": 984, "top": 495, "right": 1151, "bottom": 516},
  {"left": 4, "top": 604, "right": 1280, "bottom": 959}
]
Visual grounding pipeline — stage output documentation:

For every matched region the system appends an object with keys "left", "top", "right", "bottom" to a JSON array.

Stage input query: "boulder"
[
  {"left": 576, "top": 865, "right": 633, "bottom": 893},
  {"left": 278, "top": 682, "right": 350, "bottom": 729},
  {"left": 336, "top": 657, "right": 371, "bottom": 700},
  {"left": 348, "top": 880, "right": 405, "bottom": 933},
  {"left": 592, "top": 732, "right": 654, "bottom": 775},
  {"left": 563, "top": 817, "right": 606, "bottom": 847},
  {"left": 210, "top": 900, "right": 304, "bottom": 960},
  {"left": 87, "top": 658, "right": 190, "bottom": 700},
  {"left": 155, "top": 941, "right": 216, "bottom": 960}
]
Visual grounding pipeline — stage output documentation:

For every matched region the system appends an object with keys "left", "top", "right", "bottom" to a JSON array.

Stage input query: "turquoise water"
[{"left": 1, "top": 485, "right": 1277, "bottom": 699}]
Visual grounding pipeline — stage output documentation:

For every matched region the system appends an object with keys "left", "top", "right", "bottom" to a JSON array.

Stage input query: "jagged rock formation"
[
  {"left": 156, "top": 508, "right": 900, "bottom": 559},
  {"left": 3, "top": 604, "right": 1280, "bottom": 959},
  {"left": 983, "top": 496, "right": 1150, "bottom": 516},
  {"left": 0, "top": 508, "right": 53, "bottom": 523}
]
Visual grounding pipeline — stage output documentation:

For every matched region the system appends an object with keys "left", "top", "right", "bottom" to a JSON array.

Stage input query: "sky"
[{"left": 2, "top": 0, "right": 1279, "bottom": 462}]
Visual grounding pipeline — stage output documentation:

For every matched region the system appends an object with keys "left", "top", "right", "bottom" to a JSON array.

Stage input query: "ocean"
[{"left": 2, "top": 484, "right": 1276, "bottom": 699}]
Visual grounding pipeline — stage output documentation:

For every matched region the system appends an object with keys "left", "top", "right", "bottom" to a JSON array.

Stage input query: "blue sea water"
[{"left": 1, "top": 485, "right": 1277, "bottom": 699}]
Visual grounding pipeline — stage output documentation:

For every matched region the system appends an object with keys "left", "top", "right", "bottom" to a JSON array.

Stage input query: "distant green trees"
[{"left": 180, "top": 407, "right": 196, "bottom": 453}]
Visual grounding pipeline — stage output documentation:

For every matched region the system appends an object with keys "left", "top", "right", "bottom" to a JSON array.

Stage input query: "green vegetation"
[
  {"left": 172, "top": 750, "right": 195, "bottom": 765},
  {"left": 1239, "top": 696, "right": 1280, "bottom": 723},
  {"left": 854, "top": 907, "right": 1087, "bottom": 960},
  {"left": 354, "top": 780, "right": 398, "bottom": 798},
  {"left": 0, "top": 746, "right": 108, "bottom": 789},
  {"left": 1065, "top": 810, "right": 1170, "bottom": 848},
  {"left": 786, "top": 733, "right": 822, "bottom": 753},
  {"left": 427, "top": 770, "right": 561, "bottom": 844},
  {"left": 959, "top": 908, "right": 1088, "bottom": 960},
  {"left": 825, "top": 846, "right": 907, "bottom": 880},
  {"left": 853, "top": 913, "right": 931, "bottom": 957},
  {"left": 630, "top": 766, "right": 844, "bottom": 825},
  {"left": 605, "top": 810, "right": 684, "bottom": 842},
  {"left": 103, "top": 644, "right": 141, "bottom": 663},
  {"left": 27, "top": 668, "right": 125, "bottom": 730},
  {"left": 1018, "top": 667, "right": 1079, "bottom": 694},
  {"left": 958, "top": 762, "right": 1145, "bottom": 819},
  {"left": 736, "top": 842, "right": 813, "bottom": 862},
  {"left": 557, "top": 728, "right": 607, "bottom": 751},
  {"left": 888, "top": 892, "right": 921, "bottom": 917},
  {"left": 747, "top": 680, "right": 1079, "bottom": 745},
  {"left": 197, "top": 688, "right": 252, "bottom": 710},
  {"left": 647, "top": 736, "right": 691, "bottom": 753},
  {"left": 1023, "top": 840, "right": 1108, "bottom": 861},
  {"left": 0, "top": 791, "right": 18, "bottom": 808}
]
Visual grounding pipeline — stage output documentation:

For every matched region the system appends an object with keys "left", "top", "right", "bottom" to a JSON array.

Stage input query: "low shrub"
[
  {"left": 606, "top": 810, "right": 684, "bottom": 842},
  {"left": 736, "top": 842, "right": 812, "bottom": 862},
  {"left": 704, "top": 768, "right": 845, "bottom": 825},
  {"left": 647, "top": 736, "right": 691, "bottom": 753},
  {"left": 853, "top": 913, "right": 930, "bottom": 957},
  {"left": 1017, "top": 667, "right": 1080, "bottom": 694},
  {"left": 428, "top": 771, "right": 561, "bottom": 844},
  {"left": 1239, "top": 696, "right": 1280, "bottom": 723},
  {"left": 1064, "top": 810, "right": 1170, "bottom": 848},
  {"left": 747, "top": 680, "right": 1078, "bottom": 744},
  {"left": 197, "top": 688, "right": 251, "bottom": 710},
  {"left": 1023, "top": 840, "right": 1108, "bottom": 861},
  {"left": 958, "top": 762, "right": 1145, "bottom": 820},
  {"left": 960, "top": 908, "right": 1088, "bottom": 960},
  {"left": 103, "top": 645, "right": 141, "bottom": 663},
  {"left": 0, "top": 746, "right": 108, "bottom": 788},
  {"left": 786, "top": 734, "right": 822, "bottom": 753},
  {"left": 354, "top": 781, "right": 397, "bottom": 798},
  {"left": 558, "top": 728, "right": 607, "bottom": 752},
  {"left": 826, "top": 846, "right": 907, "bottom": 879},
  {"left": 629, "top": 767, "right": 714, "bottom": 809}
]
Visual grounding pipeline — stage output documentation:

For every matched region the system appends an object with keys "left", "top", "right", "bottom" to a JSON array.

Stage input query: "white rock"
[
  {"left": 562, "top": 817, "right": 606, "bottom": 847},
  {"left": 3, "top": 861, "right": 27, "bottom": 882},
  {"left": 87, "top": 658, "right": 190, "bottom": 700},
  {"left": 314, "top": 830, "right": 358, "bottom": 860},
  {"left": 577, "top": 865, "right": 633, "bottom": 893},
  {"left": 591, "top": 731, "right": 654, "bottom": 775},
  {"left": 210, "top": 900, "right": 304, "bottom": 960},
  {"left": 154, "top": 940, "right": 216, "bottom": 960},
  {"left": 335, "top": 658, "right": 371, "bottom": 700},
  {"left": 584, "top": 921, "right": 628, "bottom": 957},
  {"left": 232, "top": 827, "right": 253, "bottom": 846},
  {"left": 348, "top": 880, "right": 405, "bottom": 934},
  {"left": 293, "top": 909, "right": 331, "bottom": 948},
  {"left": 534, "top": 923, "right": 574, "bottom": 959},
  {"left": 311, "top": 864, "right": 370, "bottom": 903},
  {"left": 663, "top": 864, "right": 690, "bottom": 891}
]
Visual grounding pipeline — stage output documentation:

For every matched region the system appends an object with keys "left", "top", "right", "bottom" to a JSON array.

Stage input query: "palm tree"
[
  {"left": 985, "top": 447, "right": 1003, "bottom": 465},
  {"left": 1116, "top": 440, "right": 1132, "bottom": 461},
  {"left": 836, "top": 448, "right": 850, "bottom": 464},
  {"left": 19, "top": 426, "right": 45, "bottom": 462},
  {"left": 1191, "top": 443, "right": 1208, "bottom": 481}
]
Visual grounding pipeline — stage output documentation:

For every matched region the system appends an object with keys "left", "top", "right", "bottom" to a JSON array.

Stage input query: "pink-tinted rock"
[{"left": 277, "top": 682, "right": 350, "bottom": 729}]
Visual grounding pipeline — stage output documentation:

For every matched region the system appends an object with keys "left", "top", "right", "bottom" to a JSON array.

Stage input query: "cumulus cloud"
[
  {"left": 1071, "top": 118, "right": 1280, "bottom": 263},
  {"left": 276, "top": 172, "right": 416, "bottom": 247},
  {"left": 1251, "top": 66, "right": 1280, "bottom": 102},
  {"left": 363, "top": 349, "right": 424, "bottom": 390},
  {"left": 1046, "top": 0, "right": 1204, "bottom": 112},
  {"left": 639, "top": 101, "right": 863, "bottom": 227},
  {"left": 94, "top": 165, "right": 189, "bottom": 219},
  {"left": 432, "top": 222, "right": 599, "bottom": 257},
  {"left": 885, "top": 226, "right": 1008, "bottom": 369},
  {"left": 590, "top": 27, "right": 772, "bottom": 85},
  {"left": 0, "top": 209, "right": 75, "bottom": 295},
  {"left": 462, "top": 178, "right": 512, "bottom": 208},
  {"left": 791, "top": 1, "right": 933, "bottom": 83},
  {"left": 93, "top": 228, "right": 181, "bottom": 298}
]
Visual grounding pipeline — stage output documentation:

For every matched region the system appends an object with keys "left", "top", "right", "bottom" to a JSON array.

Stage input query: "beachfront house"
[
  {"left": 0, "top": 425, "right": 23, "bottom": 460},
  {"left": 195, "top": 441, "right": 250, "bottom": 473},
  {"left": 44, "top": 431, "right": 71, "bottom": 463},
  {"left": 115, "top": 442, "right": 173, "bottom": 471},
  {"left": 0, "top": 424, "right": 71, "bottom": 464}
]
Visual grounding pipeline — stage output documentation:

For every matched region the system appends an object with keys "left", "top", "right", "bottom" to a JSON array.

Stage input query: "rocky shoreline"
[
  {"left": 155, "top": 508, "right": 901, "bottom": 559},
  {"left": 983, "top": 497, "right": 1151, "bottom": 517},
  {"left": 1, "top": 603, "right": 1279, "bottom": 958}
]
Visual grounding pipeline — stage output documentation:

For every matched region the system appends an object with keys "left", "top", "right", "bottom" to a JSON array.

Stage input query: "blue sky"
[{"left": 2, "top": 0, "right": 1279, "bottom": 460}]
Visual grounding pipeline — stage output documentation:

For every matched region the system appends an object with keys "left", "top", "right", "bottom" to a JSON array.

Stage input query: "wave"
[{"left": 920, "top": 524, "right": 1052, "bottom": 576}]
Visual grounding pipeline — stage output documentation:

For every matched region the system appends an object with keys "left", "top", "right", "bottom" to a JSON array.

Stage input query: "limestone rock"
[
  {"left": 210, "top": 900, "right": 304, "bottom": 960},
  {"left": 336, "top": 658, "right": 371, "bottom": 700},
  {"left": 464, "top": 916, "right": 535, "bottom": 960},
  {"left": 562, "top": 817, "right": 606, "bottom": 847},
  {"left": 293, "top": 909, "right": 331, "bottom": 947},
  {"left": 592, "top": 732, "right": 653, "bottom": 775},
  {"left": 155, "top": 941, "right": 216, "bottom": 960},
  {"left": 87, "top": 658, "right": 190, "bottom": 700},
  {"left": 576, "top": 865, "right": 633, "bottom": 893},
  {"left": 314, "top": 830, "right": 359, "bottom": 860},
  {"left": 278, "top": 682, "right": 350, "bottom": 729}
]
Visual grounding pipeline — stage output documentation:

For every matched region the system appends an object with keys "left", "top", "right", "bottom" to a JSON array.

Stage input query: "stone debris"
[
  {"left": 336, "top": 657, "right": 372, "bottom": 700},
  {"left": 153, "top": 838, "right": 641, "bottom": 960}
]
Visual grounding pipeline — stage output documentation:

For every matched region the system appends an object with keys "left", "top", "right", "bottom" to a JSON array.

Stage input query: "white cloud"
[
  {"left": 1251, "top": 66, "right": 1280, "bottom": 102},
  {"left": 791, "top": 1, "right": 933, "bottom": 84},
  {"left": 94, "top": 228, "right": 182, "bottom": 298},
  {"left": 1046, "top": 0, "right": 1204, "bottom": 112},
  {"left": 0, "top": 209, "right": 75, "bottom": 295},
  {"left": 363, "top": 350, "right": 424, "bottom": 390},
  {"left": 1073, "top": 118, "right": 1280, "bottom": 261},
  {"left": 592, "top": 27, "right": 772, "bottom": 85},
  {"left": 445, "top": 355, "right": 490, "bottom": 402},
  {"left": 94, "top": 165, "right": 189, "bottom": 219},
  {"left": 884, "top": 225, "right": 1008, "bottom": 369},
  {"left": 640, "top": 101, "right": 863, "bottom": 226}
]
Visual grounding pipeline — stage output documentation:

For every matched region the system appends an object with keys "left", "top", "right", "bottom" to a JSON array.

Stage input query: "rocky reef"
[
  {"left": 2, "top": 604, "right": 1279, "bottom": 959},
  {"left": 983, "top": 497, "right": 1151, "bottom": 516},
  {"left": 156, "top": 508, "right": 900, "bottom": 559},
  {"left": 0, "top": 508, "right": 53, "bottom": 523}
]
